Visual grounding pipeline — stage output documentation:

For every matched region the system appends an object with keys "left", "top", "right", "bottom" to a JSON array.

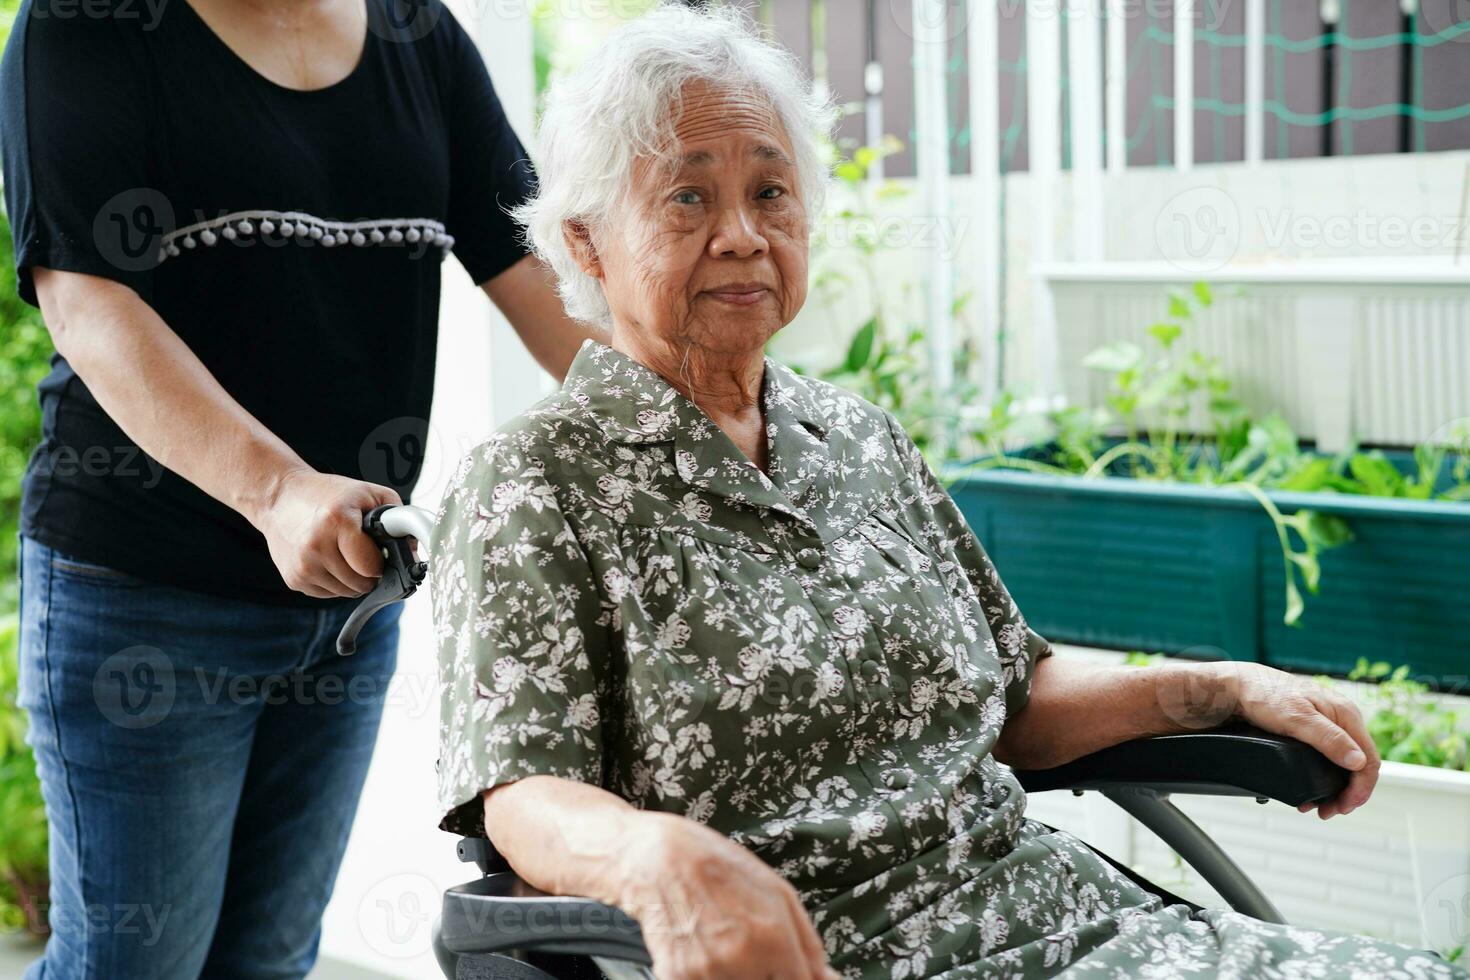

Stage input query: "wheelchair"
[{"left": 337, "top": 505, "right": 1351, "bottom": 980}]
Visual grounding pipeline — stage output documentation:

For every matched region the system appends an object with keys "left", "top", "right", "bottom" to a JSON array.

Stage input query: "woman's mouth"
[{"left": 703, "top": 286, "right": 771, "bottom": 306}]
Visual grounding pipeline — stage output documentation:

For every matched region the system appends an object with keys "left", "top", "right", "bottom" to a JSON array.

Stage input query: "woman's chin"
[{"left": 683, "top": 309, "right": 787, "bottom": 352}]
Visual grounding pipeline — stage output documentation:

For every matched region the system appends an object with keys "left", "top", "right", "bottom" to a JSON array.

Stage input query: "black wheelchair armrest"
[
  {"left": 1012, "top": 722, "right": 1351, "bottom": 806},
  {"left": 439, "top": 872, "right": 653, "bottom": 966}
]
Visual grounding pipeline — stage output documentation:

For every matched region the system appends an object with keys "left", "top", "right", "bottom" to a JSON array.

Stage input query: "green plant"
[
  {"left": 1337, "top": 659, "right": 1470, "bottom": 772},
  {"left": 798, "top": 135, "right": 1012, "bottom": 462},
  {"left": 0, "top": 614, "right": 47, "bottom": 939},
  {"left": 0, "top": 209, "right": 54, "bottom": 615},
  {"left": 957, "top": 286, "right": 1354, "bottom": 624},
  {"left": 956, "top": 284, "right": 1470, "bottom": 626}
]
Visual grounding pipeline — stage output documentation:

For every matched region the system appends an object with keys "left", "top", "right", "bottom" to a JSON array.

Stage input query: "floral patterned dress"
[{"left": 431, "top": 339, "right": 1464, "bottom": 980}]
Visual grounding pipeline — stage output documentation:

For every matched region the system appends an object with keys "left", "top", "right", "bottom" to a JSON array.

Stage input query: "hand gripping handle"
[{"left": 335, "top": 504, "right": 433, "bottom": 656}]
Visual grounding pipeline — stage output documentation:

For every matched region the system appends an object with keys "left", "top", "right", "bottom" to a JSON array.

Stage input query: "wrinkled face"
[{"left": 571, "top": 82, "right": 809, "bottom": 359}]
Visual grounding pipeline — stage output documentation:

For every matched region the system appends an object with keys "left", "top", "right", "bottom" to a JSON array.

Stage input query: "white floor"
[{"left": 0, "top": 933, "right": 400, "bottom": 980}]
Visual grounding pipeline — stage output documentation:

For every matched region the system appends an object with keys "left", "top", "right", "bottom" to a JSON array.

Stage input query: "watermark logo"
[
  {"left": 94, "top": 188, "right": 174, "bottom": 274},
  {"left": 356, "top": 872, "right": 440, "bottom": 959},
  {"left": 359, "top": 417, "right": 443, "bottom": 500},
  {"left": 889, "top": 0, "right": 969, "bottom": 43},
  {"left": 369, "top": 0, "right": 443, "bottom": 43},
  {"left": 1421, "top": 872, "right": 1470, "bottom": 953},
  {"left": 92, "top": 646, "right": 176, "bottom": 730},
  {"left": 30, "top": 0, "right": 169, "bottom": 31},
  {"left": 1154, "top": 187, "right": 1242, "bottom": 274},
  {"left": 1150, "top": 647, "right": 1243, "bottom": 730}
]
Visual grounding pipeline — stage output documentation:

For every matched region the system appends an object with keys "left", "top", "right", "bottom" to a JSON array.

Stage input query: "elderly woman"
[{"left": 430, "top": 7, "right": 1459, "bottom": 979}]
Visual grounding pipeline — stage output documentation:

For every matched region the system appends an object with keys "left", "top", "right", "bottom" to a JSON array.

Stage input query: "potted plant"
[{"left": 935, "top": 285, "right": 1470, "bottom": 685}]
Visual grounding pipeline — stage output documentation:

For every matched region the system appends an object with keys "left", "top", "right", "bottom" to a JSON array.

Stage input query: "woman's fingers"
[{"left": 1305, "top": 690, "right": 1380, "bottom": 817}]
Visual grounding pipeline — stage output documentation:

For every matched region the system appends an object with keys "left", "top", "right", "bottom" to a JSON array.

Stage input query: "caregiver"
[{"left": 0, "top": 0, "right": 596, "bottom": 976}]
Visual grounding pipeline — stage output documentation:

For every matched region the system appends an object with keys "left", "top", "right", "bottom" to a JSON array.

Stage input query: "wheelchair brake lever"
[{"left": 335, "top": 504, "right": 432, "bottom": 656}]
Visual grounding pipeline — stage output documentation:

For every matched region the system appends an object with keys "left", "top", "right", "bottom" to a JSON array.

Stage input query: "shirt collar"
[
  {"left": 561, "top": 339, "right": 832, "bottom": 524},
  {"left": 563, "top": 339, "right": 829, "bottom": 444}
]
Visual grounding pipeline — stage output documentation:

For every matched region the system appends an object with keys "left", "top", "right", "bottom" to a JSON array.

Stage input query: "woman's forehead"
[{"left": 658, "top": 84, "right": 793, "bottom": 164}]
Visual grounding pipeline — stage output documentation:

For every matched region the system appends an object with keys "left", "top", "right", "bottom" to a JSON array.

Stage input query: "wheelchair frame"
[{"left": 431, "top": 725, "right": 1349, "bottom": 979}]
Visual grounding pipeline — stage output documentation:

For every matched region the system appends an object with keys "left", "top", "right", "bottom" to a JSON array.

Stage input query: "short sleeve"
[
  {"left": 882, "top": 410, "right": 1052, "bottom": 716},
  {"left": 1, "top": 2, "right": 159, "bottom": 306},
  {"left": 430, "top": 436, "right": 611, "bottom": 837},
  {"left": 438, "top": 12, "right": 538, "bottom": 286}
]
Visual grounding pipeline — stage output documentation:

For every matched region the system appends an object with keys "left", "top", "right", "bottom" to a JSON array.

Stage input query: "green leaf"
[
  {"left": 1192, "top": 281, "right": 1214, "bottom": 307},
  {"left": 1284, "top": 580, "right": 1305, "bottom": 626},
  {"left": 844, "top": 318, "right": 877, "bottom": 374},
  {"left": 1288, "top": 550, "right": 1322, "bottom": 593},
  {"left": 1347, "top": 451, "right": 1405, "bottom": 498},
  {"left": 1248, "top": 414, "right": 1300, "bottom": 461},
  {"left": 1147, "top": 322, "right": 1183, "bottom": 347},
  {"left": 1276, "top": 457, "right": 1333, "bottom": 492},
  {"left": 1167, "top": 292, "right": 1192, "bottom": 320}
]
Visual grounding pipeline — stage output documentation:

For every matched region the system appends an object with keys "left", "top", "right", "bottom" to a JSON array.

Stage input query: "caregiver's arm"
[
  {"left": 483, "top": 776, "right": 838, "bottom": 980},
  {"left": 32, "top": 268, "right": 398, "bottom": 598},
  {"left": 482, "top": 254, "right": 604, "bottom": 382},
  {"left": 992, "top": 656, "right": 1380, "bottom": 820}
]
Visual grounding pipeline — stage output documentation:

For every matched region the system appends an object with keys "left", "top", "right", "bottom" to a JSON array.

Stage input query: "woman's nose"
[{"left": 708, "top": 205, "right": 768, "bottom": 258}]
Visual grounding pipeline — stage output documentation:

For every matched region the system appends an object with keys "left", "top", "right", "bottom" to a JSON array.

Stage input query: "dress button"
[
  {"left": 886, "top": 771, "right": 910, "bottom": 790},
  {"left": 860, "top": 659, "right": 882, "bottom": 681},
  {"left": 796, "top": 547, "right": 822, "bottom": 569}
]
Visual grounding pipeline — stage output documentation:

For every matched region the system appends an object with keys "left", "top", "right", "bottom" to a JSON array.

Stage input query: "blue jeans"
[{"left": 15, "top": 535, "right": 402, "bottom": 980}]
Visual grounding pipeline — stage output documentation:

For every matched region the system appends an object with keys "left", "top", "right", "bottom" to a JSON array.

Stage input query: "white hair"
[{"left": 510, "top": 2, "right": 835, "bottom": 327}]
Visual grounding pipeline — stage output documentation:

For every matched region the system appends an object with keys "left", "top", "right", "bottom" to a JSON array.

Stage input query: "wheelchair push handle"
[{"left": 335, "top": 503, "right": 434, "bottom": 656}]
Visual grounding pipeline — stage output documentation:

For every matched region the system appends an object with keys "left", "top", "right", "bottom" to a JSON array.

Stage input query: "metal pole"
[
  {"left": 1068, "top": 0, "right": 1105, "bottom": 261},
  {"left": 970, "top": 0, "right": 1001, "bottom": 400},
  {"left": 913, "top": 0, "right": 955, "bottom": 400},
  {"left": 1105, "top": 0, "right": 1127, "bottom": 174},
  {"left": 1174, "top": 0, "right": 1194, "bottom": 171},
  {"left": 1026, "top": 0, "right": 1062, "bottom": 398},
  {"left": 864, "top": 0, "right": 885, "bottom": 182},
  {"left": 1245, "top": 0, "right": 1264, "bottom": 164}
]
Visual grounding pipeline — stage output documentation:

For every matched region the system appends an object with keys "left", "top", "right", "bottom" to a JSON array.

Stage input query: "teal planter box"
[{"left": 945, "top": 450, "right": 1470, "bottom": 687}]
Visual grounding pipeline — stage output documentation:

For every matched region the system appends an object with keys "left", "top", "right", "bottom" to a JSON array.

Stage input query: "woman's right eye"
[{"left": 672, "top": 189, "right": 702, "bottom": 206}]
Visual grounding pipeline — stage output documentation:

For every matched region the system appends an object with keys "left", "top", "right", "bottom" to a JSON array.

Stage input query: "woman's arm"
[
  {"left": 483, "top": 776, "right": 837, "bottom": 980},
  {"left": 34, "top": 268, "right": 399, "bottom": 597},
  {"left": 481, "top": 254, "right": 604, "bottom": 381},
  {"left": 993, "top": 655, "right": 1380, "bottom": 820}
]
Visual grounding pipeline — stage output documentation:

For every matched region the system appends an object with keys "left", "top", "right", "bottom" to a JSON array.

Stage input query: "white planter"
[{"left": 1025, "top": 760, "right": 1470, "bottom": 955}]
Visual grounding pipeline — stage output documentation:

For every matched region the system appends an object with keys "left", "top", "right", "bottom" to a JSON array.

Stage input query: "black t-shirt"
[{"left": 1, "top": 0, "right": 536, "bottom": 605}]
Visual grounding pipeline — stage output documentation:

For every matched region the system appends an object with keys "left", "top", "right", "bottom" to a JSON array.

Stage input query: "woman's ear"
[{"left": 563, "top": 220, "right": 602, "bottom": 279}]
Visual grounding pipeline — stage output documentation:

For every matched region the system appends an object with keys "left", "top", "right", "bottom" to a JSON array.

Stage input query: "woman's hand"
[
  {"left": 618, "top": 812, "right": 838, "bottom": 980},
  {"left": 250, "top": 466, "right": 403, "bottom": 598},
  {"left": 1163, "top": 661, "right": 1380, "bottom": 820}
]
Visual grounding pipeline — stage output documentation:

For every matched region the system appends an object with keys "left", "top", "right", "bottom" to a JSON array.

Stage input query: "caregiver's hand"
[
  {"left": 621, "top": 812, "right": 838, "bottom": 980},
  {"left": 1181, "top": 662, "right": 1380, "bottom": 821},
  {"left": 252, "top": 466, "right": 403, "bottom": 598}
]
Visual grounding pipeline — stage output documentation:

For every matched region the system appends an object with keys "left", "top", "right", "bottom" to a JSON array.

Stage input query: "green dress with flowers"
[{"left": 431, "top": 339, "right": 1464, "bottom": 979}]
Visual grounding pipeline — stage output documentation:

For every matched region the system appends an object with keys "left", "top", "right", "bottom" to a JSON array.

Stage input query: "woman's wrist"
[
  {"left": 607, "top": 810, "right": 689, "bottom": 911},
  {"left": 1152, "top": 660, "right": 1246, "bottom": 734}
]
